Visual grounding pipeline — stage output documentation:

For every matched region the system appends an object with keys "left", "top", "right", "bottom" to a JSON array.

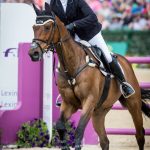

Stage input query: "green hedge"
[{"left": 102, "top": 30, "right": 150, "bottom": 56}]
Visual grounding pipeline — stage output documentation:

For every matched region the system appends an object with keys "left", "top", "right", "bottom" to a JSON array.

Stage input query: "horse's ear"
[
  {"left": 45, "top": 2, "right": 51, "bottom": 14},
  {"left": 32, "top": 3, "right": 41, "bottom": 16}
]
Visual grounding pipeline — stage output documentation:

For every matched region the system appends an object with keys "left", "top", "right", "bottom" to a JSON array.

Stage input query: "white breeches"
[{"left": 88, "top": 32, "right": 112, "bottom": 63}]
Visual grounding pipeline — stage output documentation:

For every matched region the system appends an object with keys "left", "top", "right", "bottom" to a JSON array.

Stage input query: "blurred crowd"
[
  {"left": 86, "top": 0, "right": 150, "bottom": 30},
  {"left": 1, "top": 0, "right": 150, "bottom": 30}
]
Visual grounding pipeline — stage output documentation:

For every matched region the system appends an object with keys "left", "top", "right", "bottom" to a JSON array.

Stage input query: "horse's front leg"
[
  {"left": 74, "top": 95, "right": 96, "bottom": 150},
  {"left": 56, "top": 101, "right": 77, "bottom": 150}
]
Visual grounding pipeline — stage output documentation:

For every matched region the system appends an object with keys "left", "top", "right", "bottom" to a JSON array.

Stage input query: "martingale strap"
[{"left": 56, "top": 55, "right": 98, "bottom": 86}]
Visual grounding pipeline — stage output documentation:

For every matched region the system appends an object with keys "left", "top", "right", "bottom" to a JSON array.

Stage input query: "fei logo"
[{"left": 3, "top": 48, "right": 18, "bottom": 57}]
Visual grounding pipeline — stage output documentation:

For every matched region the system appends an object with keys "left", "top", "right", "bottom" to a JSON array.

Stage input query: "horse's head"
[{"left": 29, "top": 3, "right": 59, "bottom": 61}]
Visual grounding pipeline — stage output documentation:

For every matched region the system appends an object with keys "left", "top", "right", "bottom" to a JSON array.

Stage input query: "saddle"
[{"left": 78, "top": 40, "right": 114, "bottom": 77}]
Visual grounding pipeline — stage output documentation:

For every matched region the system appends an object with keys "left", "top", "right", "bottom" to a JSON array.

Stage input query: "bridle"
[
  {"left": 31, "top": 13, "right": 74, "bottom": 84},
  {"left": 31, "top": 13, "right": 71, "bottom": 54},
  {"left": 31, "top": 15, "right": 57, "bottom": 53}
]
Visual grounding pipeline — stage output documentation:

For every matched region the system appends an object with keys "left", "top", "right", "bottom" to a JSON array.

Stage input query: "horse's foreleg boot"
[
  {"left": 56, "top": 119, "right": 66, "bottom": 130},
  {"left": 56, "top": 120, "right": 70, "bottom": 150},
  {"left": 56, "top": 120, "right": 66, "bottom": 140},
  {"left": 74, "top": 126, "right": 84, "bottom": 150},
  {"left": 61, "top": 143, "right": 71, "bottom": 150}
]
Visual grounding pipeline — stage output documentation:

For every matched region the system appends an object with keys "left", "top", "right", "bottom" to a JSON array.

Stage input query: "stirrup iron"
[{"left": 120, "top": 82, "right": 135, "bottom": 98}]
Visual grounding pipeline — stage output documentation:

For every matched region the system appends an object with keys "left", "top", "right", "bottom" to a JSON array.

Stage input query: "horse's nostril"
[
  {"left": 29, "top": 51, "right": 41, "bottom": 61},
  {"left": 34, "top": 51, "right": 39, "bottom": 56},
  {"left": 32, "top": 52, "right": 40, "bottom": 60}
]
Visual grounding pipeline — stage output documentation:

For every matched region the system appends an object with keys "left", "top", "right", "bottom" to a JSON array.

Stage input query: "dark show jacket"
[{"left": 50, "top": 0, "right": 102, "bottom": 41}]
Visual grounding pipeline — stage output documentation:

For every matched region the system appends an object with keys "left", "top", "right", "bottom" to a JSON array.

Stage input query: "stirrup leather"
[{"left": 120, "top": 82, "right": 135, "bottom": 98}]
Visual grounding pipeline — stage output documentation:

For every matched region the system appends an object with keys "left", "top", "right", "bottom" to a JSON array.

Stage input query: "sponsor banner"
[
  {"left": 0, "top": 52, "right": 18, "bottom": 110},
  {"left": 0, "top": 4, "right": 36, "bottom": 110}
]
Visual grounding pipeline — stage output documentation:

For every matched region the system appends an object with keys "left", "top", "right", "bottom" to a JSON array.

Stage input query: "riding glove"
[
  {"left": 66, "top": 23, "right": 76, "bottom": 37},
  {"left": 66, "top": 23, "right": 76, "bottom": 32}
]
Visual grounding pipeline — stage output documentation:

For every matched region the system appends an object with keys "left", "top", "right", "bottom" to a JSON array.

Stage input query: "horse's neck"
[{"left": 56, "top": 37, "right": 85, "bottom": 75}]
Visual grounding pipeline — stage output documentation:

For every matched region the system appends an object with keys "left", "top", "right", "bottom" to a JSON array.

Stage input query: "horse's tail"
[
  {"left": 141, "top": 88, "right": 150, "bottom": 118},
  {"left": 119, "top": 88, "right": 150, "bottom": 118}
]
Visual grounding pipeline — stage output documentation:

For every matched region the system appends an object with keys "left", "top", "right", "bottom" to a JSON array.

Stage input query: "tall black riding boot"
[{"left": 109, "top": 57, "right": 135, "bottom": 98}]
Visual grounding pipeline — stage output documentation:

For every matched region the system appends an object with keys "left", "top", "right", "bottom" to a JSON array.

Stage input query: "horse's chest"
[{"left": 59, "top": 86, "right": 81, "bottom": 107}]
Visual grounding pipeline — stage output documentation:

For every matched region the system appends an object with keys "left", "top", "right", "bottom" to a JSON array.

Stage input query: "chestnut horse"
[{"left": 29, "top": 3, "right": 150, "bottom": 150}]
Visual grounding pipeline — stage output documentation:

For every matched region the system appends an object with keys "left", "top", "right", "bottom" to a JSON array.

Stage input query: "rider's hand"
[
  {"left": 66, "top": 23, "right": 76, "bottom": 37},
  {"left": 66, "top": 23, "right": 76, "bottom": 32}
]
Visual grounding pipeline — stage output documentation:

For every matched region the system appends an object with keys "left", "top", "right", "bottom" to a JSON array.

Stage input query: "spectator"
[
  {"left": 109, "top": 14, "right": 123, "bottom": 30},
  {"left": 129, "top": 14, "right": 148, "bottom": 30},
  {"left": 86, "top": 0, "right": 102, "bottom": 14},
  {"left": 122, "top": 8, "right": 133, "bottom": 29},
  {"left": 97, "top": 0, "right": 112, "bottom": 20},
  {"left": 97, "top": 14, "right": 110, "bottom": 30},
  {"left": 146, "top": 15, "right": 150, "bottom": 29}
]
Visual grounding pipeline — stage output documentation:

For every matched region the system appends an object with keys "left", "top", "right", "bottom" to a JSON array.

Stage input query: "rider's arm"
[{"left": 73, "top": 0, "right": 99, "bottom": 29}]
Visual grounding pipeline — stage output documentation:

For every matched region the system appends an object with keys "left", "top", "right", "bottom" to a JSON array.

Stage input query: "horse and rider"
[
  {"left": 29, "top": 1, "right": 150, "bottom": 150},
  {"left": 47, "top": 0, "right": 135, "bottom": 98}
]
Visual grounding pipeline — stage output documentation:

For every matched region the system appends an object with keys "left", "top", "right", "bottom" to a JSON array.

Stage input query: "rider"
[{"left": 47, "top": 0, "right": 135, "bottom": 98}]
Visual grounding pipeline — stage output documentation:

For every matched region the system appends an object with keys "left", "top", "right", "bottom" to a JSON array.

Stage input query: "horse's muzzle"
[
  {"left": 29, "top": 43, "right": 42, "bottom": 61},
  {"left": 29, "top": 51, "right": 41, "bottom": 61}
]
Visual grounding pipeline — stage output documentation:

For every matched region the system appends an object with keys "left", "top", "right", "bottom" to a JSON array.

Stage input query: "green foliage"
[
  {"left": 102, "top": 30, "right": 150, "bottom": 56},
  {"left": 16, "top": 119, "right": 51, "bottom": 148},
  {"left": 16, "top": 119, "right": 76, "bottom": 148}
]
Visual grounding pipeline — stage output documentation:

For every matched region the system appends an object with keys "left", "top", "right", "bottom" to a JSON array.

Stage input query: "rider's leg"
[{"left": 88, "top": 32, "right": 135, "bottom": 98}]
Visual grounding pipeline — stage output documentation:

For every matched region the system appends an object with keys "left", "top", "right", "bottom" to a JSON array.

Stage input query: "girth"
[{"left": 56, "top": 55, "right": 98, "bottom": 86}]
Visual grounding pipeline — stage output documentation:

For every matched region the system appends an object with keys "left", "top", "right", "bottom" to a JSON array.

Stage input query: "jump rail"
[
  {"left": 106, "top": 128, "right": 150, "bottom": 135},
  {"left": 127, "top": 56, "right": 150, "bottom": 64},
  {"left": 139, "top": 82, "right": 150, "bottom": 89},
  {"left": 108, "top": 56, "right": 150, "bottom": 136}
]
